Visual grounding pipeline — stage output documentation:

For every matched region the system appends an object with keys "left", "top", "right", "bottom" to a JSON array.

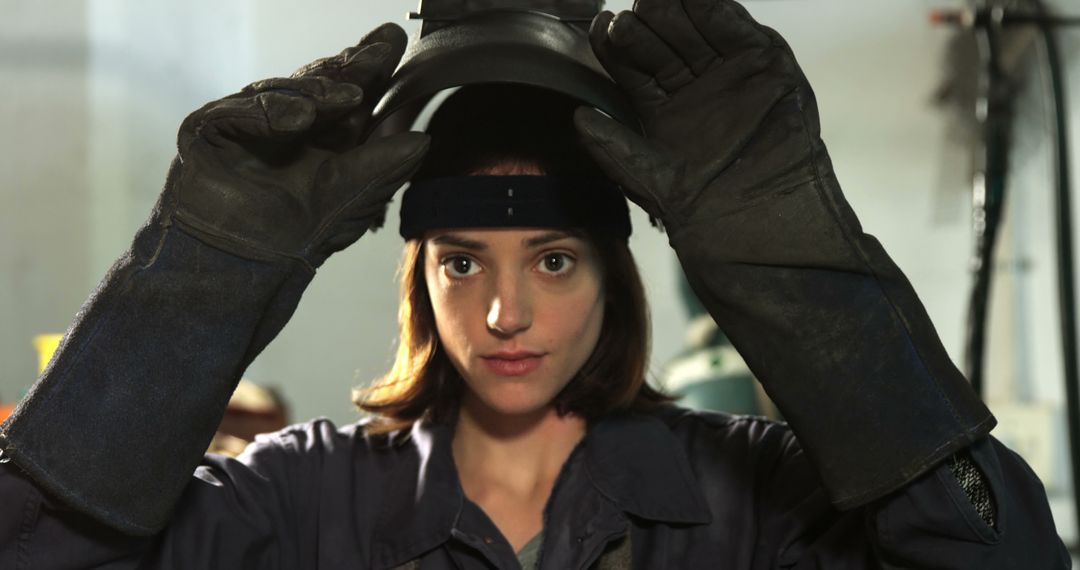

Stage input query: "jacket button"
[{"left": 483, "top": 536, "right": 495, "bottom": 545}]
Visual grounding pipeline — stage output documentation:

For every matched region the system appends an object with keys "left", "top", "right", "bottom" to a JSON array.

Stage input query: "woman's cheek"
[{"left": 544, "top": 282, "right": 604, "bottom": 352}]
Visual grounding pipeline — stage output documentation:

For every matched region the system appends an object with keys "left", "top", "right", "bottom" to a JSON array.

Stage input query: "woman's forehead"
[{"left": 424, "top": 228, "right": 587, "bottom": 250}]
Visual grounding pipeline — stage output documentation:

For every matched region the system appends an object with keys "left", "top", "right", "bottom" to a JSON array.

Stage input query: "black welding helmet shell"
[
  {"left": 370, "top": 2, "right": 641, "bottom": 136},
  {"left": 398, "top": 83, "right": 634, "bottom": 239}
]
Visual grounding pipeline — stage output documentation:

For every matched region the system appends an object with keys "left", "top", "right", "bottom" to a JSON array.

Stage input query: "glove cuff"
[
  {"left": 0, "top": 220, "right": 312, "bottom": 535},
  {"left": 670, "top": 173, "right": 994, "bottom": 509}
]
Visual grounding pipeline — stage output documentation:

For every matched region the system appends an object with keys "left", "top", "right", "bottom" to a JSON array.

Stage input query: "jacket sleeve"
[
  {"left": 868, "top": 437, "right": 1070, "bottom": 568},
  {"left": 0, "top": 432, "right": 304, "bottom": 569},
  {"left": 754, "top": 428, "right": 1071, "bottom": 569}
]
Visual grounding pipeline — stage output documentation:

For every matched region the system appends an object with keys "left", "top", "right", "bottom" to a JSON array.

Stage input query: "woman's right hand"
[{"left": 164, "top": 22, "right": 429, "bottom": 271}]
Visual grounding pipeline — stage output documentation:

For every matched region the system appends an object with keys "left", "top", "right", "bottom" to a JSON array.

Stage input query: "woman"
[
  {"left": 0, "top": 0, "right": 1069, "bottom": 568},
  {"left": 360, "top": 83, "right": 672, "bottom": 563}
]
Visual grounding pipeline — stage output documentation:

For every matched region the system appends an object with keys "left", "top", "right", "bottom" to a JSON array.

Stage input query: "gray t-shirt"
[{"left": 515, "top": 532, "right": 543, "bottom": 570}]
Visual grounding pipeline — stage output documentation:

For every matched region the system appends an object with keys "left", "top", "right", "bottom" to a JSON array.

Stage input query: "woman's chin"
[{"left": 467, "top": 385, "right": 559, "bottom": 419}]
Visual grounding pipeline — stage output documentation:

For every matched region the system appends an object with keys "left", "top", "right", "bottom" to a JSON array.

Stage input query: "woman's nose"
[{"left": 486, "top": 277, "right": 532, "bottom": 337}]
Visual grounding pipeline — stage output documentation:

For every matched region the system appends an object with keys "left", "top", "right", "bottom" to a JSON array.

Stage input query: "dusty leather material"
[
  {"left": 572, "top": 0, "right": 996, "bottom": 508},
  {"left": 0, "top": 23, "right": 429, "bottom": 536}
]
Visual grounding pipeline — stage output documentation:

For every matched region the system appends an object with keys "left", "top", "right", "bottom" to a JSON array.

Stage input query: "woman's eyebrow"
[
  {"left": 523, "top": 230, "right": 582, "bottom": 248},
  {"left": 430, "top": 234, "right": 487, "bottom": 251}
]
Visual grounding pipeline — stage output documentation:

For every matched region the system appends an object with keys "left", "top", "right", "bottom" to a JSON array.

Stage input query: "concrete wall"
[{"left": 0, "top": 1, "right": 90, "bottom": 399}]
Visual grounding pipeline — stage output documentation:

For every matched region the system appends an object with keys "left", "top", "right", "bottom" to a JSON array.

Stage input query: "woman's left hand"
[
  {"left": 576, "top": 0, "right": 996, "bottom": 511},
  {"left": 574, "top": 0, "right": 821, "bottom": 239}
]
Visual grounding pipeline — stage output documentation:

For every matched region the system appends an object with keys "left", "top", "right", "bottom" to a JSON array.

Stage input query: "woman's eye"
[
  {"left": 443, "top": 256, "right": 480, "bottom": 278},
  {"left": 537, "top": 253, "right": 575, "bottom": 275}
]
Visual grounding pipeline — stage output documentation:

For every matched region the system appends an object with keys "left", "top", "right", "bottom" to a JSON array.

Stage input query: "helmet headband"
[{"left": 399, "top": 175, "right": 631, "bottom": 240}]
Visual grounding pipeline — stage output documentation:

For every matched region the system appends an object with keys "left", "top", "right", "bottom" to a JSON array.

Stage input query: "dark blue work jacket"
[{"left": 0, "top": 406, "right": 1070, "bottom": 569}]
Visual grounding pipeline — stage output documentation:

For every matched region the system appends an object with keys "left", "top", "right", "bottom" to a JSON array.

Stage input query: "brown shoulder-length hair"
[
  {"left": 356, "top": 230, "right": 671, "bottom": 432},
  {"left": 354, "top": 84, "right": 672, "bottom": 432}
]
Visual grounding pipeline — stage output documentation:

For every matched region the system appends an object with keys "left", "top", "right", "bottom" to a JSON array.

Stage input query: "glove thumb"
[
  {"left": 573, "top": 106, "right": 669, "bottom": 219},
  {"left": 308, "top": 132, "right": 429, "bottom": 265},
  {"left": 327, "top": 131, "right": 430, "bottom": 208}
]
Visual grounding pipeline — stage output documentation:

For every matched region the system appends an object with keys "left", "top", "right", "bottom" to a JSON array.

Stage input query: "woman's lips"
[{"left": 481, "top": 353, "right": 545, "bottom": 376}]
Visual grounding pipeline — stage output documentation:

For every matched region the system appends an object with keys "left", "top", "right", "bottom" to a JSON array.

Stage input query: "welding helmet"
[
  {"left": 378, "top": 0, "right": 640, "bottom": 241},
  {"left": 371, "top": 0, "right": 639, "bottom": 136}
]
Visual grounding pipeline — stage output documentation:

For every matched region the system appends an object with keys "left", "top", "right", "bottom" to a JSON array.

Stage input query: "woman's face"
[{"left": 423, "top": 228, "right": 605, "bottom": 417}]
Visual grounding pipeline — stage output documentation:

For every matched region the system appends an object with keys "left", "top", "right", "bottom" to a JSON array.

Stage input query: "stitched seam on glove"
[
  {"left": 2, "top": 438, "right": 156, "bottom": 536},
  {"left": 797, "top": 95, "right": 987, "bottom": 504},
  {"left": 597, "top": 138, "right": 672, "bottom": 225},
  {"left": 836, "top": 420, "right": 996, "bottom": 509},
  {"left": 1, "top": 243, "right": 155, "bottom": 439},
  {"left": 306, "top": 137, "right": 430, "bottom": 254},
  {"left": 665, "top": 84, "right": 804, "bottom": 243},
  {"left": 171, "top": 213, "right": 315, "bottom": 273}
]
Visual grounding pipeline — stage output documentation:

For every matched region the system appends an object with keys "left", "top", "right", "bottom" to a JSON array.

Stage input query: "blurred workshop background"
[{"left": 1, "top": 0, "right": 1078, "bottom": 554}]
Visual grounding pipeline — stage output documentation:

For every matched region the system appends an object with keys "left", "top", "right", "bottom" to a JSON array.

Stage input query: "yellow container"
[{"left": 33, "top": 334, "right": 64, "bottom": 375}]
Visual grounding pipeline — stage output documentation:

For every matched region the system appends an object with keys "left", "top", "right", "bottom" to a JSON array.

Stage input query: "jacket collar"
[
  {"left": 583, "top": 411, "right": 713, "bottom": 525},
  {"left": 371, "top": 408, "right": 711, "bottom": 569}
]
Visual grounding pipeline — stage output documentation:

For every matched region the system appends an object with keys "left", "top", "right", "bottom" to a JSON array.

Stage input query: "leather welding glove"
[
  {"left": 574, "top": 0, "right": 994, "bottom": 509},
  {"left": 0, "top": 23, "right": 428, "bottom": 535}
]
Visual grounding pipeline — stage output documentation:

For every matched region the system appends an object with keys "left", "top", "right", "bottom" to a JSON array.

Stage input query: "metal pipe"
[{"left": 1034, "top": 0, "right": 1080, "bottom": 544}]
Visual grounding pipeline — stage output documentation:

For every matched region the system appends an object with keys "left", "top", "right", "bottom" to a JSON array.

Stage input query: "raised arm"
[
  {"left": 573, "top": 0, "right": 1068, "bottom": 564},
  {"left": 0, "top": 23, "right": 428, "bottom": 537}
]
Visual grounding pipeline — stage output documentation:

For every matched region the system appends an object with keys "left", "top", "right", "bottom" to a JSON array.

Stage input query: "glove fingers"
[
  {"left": 573, "top": 106, "right": 667, "bottom": 218},
  {"left": 589, "top": 11, "right": 668, "bottom": 109},
  {"left": 178, "top": 93, "right": 317, "bottom": 155},
  {"left": 291, "top": 43, "right": 390, "bottom": 103},
  {"left": 291, "top": 22, "right": 405, "bottom": 86},
  {"left": 245, "top": 76, "right": 365, "bottom": 121},
  {"left": 324, "top": 43, "right": 403, "bottom": 146},
  {"left": 681, "top": 0, "right": 772, "bottom": 58},
  {"left": 244, "top": 75, "right": 375, "bottom": 150},
  {"left": 607, "top": 11, "right": 695, "bottom": 95},
  {"left": 633, "top": 0, "right": 720, "bottom": 77},
  {"left": 337, "top": 23, "right": 407, "bottom": 93},
  {"left": 292, "top": 23, "right": 405, "bottom": 106},
  {"left": 284, "top": 23, "right": 408, "bottom": 147},
  {"left": 353, "top": 20, "right": 409, "bottom": 53}
]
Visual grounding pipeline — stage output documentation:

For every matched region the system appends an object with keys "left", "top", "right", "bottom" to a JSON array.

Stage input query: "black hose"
[
  {"left": 958, "top": 1, "right": 1080, "bottom": 541},
  {"left": 964, "top": 8, "right": 1013, "bottom": 398},
  {"left": 964, "top": 143, "right": 1010, "bottom": 397},
  {"left": 1033, "top": 0, "right": 1080, "bottom": 543}
]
